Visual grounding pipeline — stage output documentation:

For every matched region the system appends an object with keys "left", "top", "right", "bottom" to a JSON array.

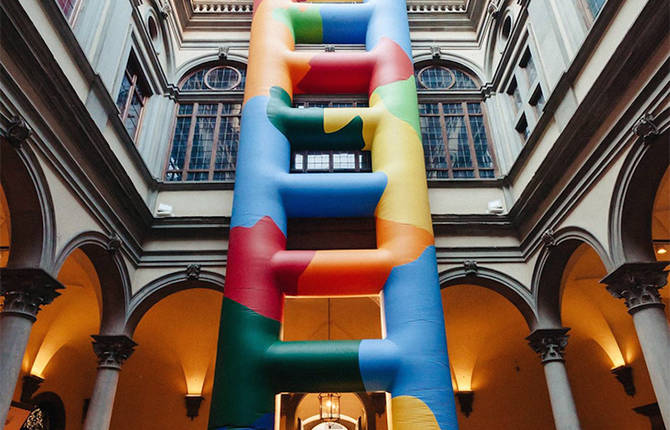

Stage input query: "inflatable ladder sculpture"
[{"left": 210, "top": 0, "right": 458, "bottom": 428}]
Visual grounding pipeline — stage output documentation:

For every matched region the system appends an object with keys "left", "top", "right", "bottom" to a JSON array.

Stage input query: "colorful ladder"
[{"left": 209, "top": 0, "right": 458, "bottom": 428}]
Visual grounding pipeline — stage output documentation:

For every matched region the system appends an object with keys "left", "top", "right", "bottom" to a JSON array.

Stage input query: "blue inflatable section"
[
  {"left": 320, "top": 2, "right": 372, "bottom": 45},
  {"left": 281, "top": 172, "right": 386, "bottom": 218},
  {"left": 366, "top": 0, "right": 413, "bottom": 59},
  {"left": 360, "top": 246, "right": 458, "bottom": 429},
  {"left": 231, "top": 95, "right": 290, "bottom": 234}
]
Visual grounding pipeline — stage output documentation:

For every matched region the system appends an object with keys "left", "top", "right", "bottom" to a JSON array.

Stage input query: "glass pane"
[
  {"left": 306, "top": 153, "right": 330, "bottom": 170},
  {"left": 525, "top": 55, "right": 538, "bottom": 84},
  {"left": 453, "top": 170, "right": 475, "bottom": 178},
  {"left": 479, "top": 170, "right": 495, "bottom": 178},
  {"left": 452, "top": 69, "right": 478, "bottom": 89},
  {"left": 442, "top": 103, "right": 463, "bottom": 114},
  {"left": 214, "top": 116, "right": 240, "bottom": 172},
  {"left": 444, "top": 116, "right": 472, "bottom": 169},
  {"left": 419, "top": 103, "right": 440, "bottom": 115},
  {"left": 115, "top": 73, "right": 131, "bottom": 113},
  {"left": 181, "top": 69, "right": 207, "bottom": 90},
  {"left": 206, "top": 67, "right": 241, "bottom": 90},
  {"left": 220, "top": 103, "right": 242, "bottom": 115},
  {"left": 165, "top": 171, "right": 183, "bottom": 182},
  {"left": 469, "top": 116, "right": 493, "bottom": 169},
  {"left": 213, "top": 171, "right": 235, "bottom": 180},
  {"left": 167, "top": 117, "right": 191, "bottom": 172},
  {"left": 123, "top": 90, "right": 144, "bottom": 139},
  {"left": 57, "top": 0, "right": 77, "bottom": 19},
  {"left": 294, "top": 153, "right": 304, "bottom": 170},
  {"left": 418, "top": 66, "right": 454, "bottom": 89},
  {"left": 198, "top": 104, "right": 218, "bottom": 115},
  {"left": 331, "top": 102, "right": 355, "bottom": 108},
  {"left": 333, "top": 152, "right": 356, "bottom": 169},
  {"left": 467, "top": 103, "right": 482, "bottom": 114},
  {"left": 187, "top": 172, "right": 209, "bottom": 181},
  {"left": 586, "top": 0, "right": 606, "bottom": 17},
  {"left": 178, "top": 104, "right": 193, "bottom": 115},
  {"left": 189, "top": 117, "right": 216, "bottom": 170},
  {"left": 420, "top": 116, "right": 448, "bottom": 173},
  {"left": 308, "top": 101, "right": 330, "bottom": 108}
]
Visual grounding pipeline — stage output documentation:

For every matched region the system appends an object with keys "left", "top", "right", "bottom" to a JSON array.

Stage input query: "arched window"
[
  {"left": 165, "top": 63, "right": 246, "bottom": 181},
  {"left": 415, "top": 62, "right": 497, "bottom": 179}
]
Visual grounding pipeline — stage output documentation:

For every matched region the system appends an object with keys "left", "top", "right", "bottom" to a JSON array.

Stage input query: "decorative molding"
[
  {"left": 186, "top": 263, "right": 202, "bottom": 280},
  {"left": 158, "top": 0, "right": 172, "bottom": 19},
  {"left": 632, "top": 112, "right": 659, "bottom": 141},
  {"left": 463, "top": 260, "right": 479, "bottom": 275},
  {"left": 91, "top": 335, "right": 137, "bottom": 370},
  {"left": 0, "top": 268, "right": 64, "bottom": 321},
  {"left": 601, "top": 262, "right": 668, "bottom": 314},
  {"left": 324, "top": 44, "right": 335, "bottom": 53},
  {"left": 4, "top": 114, "right": 31, "bottom": 148},
  {"left": 541, "top": 228, "right": 556, "bottom": 248},
  {"left": 218, "top": 45, "right": 230, "bottom": 61},
  {"left": 526, "top": 328, "right": 570, "bottom": 364},
  {"left": 106, "top": 234, "right": 122, "bottom": 254},
  {"left": 430, "top": 45, "right": 442, "bottom": 59}
]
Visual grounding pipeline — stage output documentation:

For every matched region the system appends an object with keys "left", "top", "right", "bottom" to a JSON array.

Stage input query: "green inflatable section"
[
  {"left": 271, "top": 6, "right": 323, "bottom": 44},
  {"left": 209, "top": 298, "right": 279, "bottom": 426},
  {"left": 373, "top": 76, "right": 422, "bottom": 138},
  {"left": 267, "top": 86, "right": 366, "bottom": 151}
]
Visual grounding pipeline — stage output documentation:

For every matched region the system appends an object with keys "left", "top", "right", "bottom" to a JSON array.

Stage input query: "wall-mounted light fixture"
[
  {"left": 185, "top": 395, "right": 204, "bottom": 420},
  {"left": 20, "top": 374, "right": 44, "bottom": 404},
  {"left": 455, "top": 391, "right": 474, "bottom": 418},
  {"left": 611, "top": 365, "right": 636, "bottom": 397}
]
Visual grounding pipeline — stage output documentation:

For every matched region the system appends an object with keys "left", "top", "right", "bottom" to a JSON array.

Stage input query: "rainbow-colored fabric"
[{"left": 209, "top": 1, "right": 458, "bottom": 428}]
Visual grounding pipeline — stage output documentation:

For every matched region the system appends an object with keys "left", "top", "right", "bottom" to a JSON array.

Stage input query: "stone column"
[
  {"left": 0, "top": 268, "right": 63, "bottom": 425},
  {"left": 527, "top": 328, "right": 582, "bottom": 430},
  {"left": 82, "top": 335, "right": 136, "bottom": 430},
  {"left": 602, "top": 262, "right": 670, "bottom": 427}
]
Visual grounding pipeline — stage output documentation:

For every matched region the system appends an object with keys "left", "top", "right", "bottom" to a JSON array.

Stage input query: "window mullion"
[
  {"left": 208, "top": 103, "right": 224, "bottom": 181},
  {"left": 121, "top": 74, "right": 137, "bottom": 123},
  {"left": 437, "top": 103, "right": 454, "bottom": 179},
  {"left": 462, "top": 102, "right": 481, "bottom": 179},
  {"left": 182, "top": 103, "right": 199, "bottom": 181}
]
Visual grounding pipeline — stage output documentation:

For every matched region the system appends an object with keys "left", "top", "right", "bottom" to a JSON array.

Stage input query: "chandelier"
[{"left": 318, "top": 392, "right": 341, "bottom": 422}]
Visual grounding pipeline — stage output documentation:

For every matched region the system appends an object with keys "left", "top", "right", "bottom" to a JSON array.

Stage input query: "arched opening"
[
  {"left": 652, "top": 166, "right": 670, "bottom": 316},
  {"left": 0, "top": 183, "right": 10, "bottom": 267},
  {"left": 10, "top": 249, "right": 102, "bottom": 428},
  {"left": 111, "top": 288, "right": 223, "bottom": 429},
  {"left": 441, "top": 284, "right": 552, "bottom": 428},
  {"left": 560, "top": 244, "right": 659, "bottom": 428}
]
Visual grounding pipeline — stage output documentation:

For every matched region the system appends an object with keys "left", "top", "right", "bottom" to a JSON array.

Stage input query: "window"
[
  {"left": 416, "top": 63, "right": 497, "bottom": 179},
  {"left": 579, "top": 0, "right": 606, "bottom": 22},
  {"left": 56, "top": 0, "right": 80, "bottom": 22},
  {"left": 506, "top": 46, "right": 545, "bottom": 143},
  {"left": 116, "top": 54, "right": 150, "bottom": 142},
  {"left": 290, "top": 98, "right": 371, "bottom": 174},
  {"left": 165, "top": 63, "right": 245, "bottom": 181}
]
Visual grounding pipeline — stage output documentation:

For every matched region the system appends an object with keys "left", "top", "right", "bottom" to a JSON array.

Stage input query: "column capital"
[
  {"left": 0, "top": 268, "right": 64, "bottom": 321},
  {"left": 527, "top": 328, "right": 570, "bottom": 364},
  {"left": 91, "top": 335, "right": 137, "bottom": 370},
  {"left": 601, "top": 262, "right": 668, "bottom": 314}
]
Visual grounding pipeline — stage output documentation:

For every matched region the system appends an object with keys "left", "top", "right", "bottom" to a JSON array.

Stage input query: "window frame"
[
  {"left": 415, "top": 61, "right": 498, "bottom": 180},
  {"left": 55, "top": 0, "right": 83, "bottom": 24},
  {"left": 116, "top": 56, "right": 150, "bottom": 143},
  {"left": 505, "top": 43, "right": 546, "bottom": 143}
]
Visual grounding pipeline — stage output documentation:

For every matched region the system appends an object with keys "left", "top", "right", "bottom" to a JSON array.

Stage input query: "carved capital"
[
  {"left": 186, "top": 264, "right": 201, "bottom": 280},
  {"left": 463, "top": 260, "right": 478, "bottom": 276},
  {"left": 4, "top": 115, "right": 31, "bottom": 148},
  {"left": 527, "top": 328, "right": 570, "bottom": 363},
  {"left": 324, "top": 44, "right": 335, "bottom": 53},
  {"left": 601, "top": 262, "right": 668, "bottom": 314},
  {"left": 430, "top": 45, "right": 442, "bottom": 59},
  {"left": 632, "top": 112, "right": 659, "bottom": 141},
  {"left": 0, "top": 268, "right": 64, "bottom": 321},
  {"left": 91, "top": 335, "right": 137, "bottom": 369},
  {"left": 158, "top": 1, "right": 172, "bottom": 19}
]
